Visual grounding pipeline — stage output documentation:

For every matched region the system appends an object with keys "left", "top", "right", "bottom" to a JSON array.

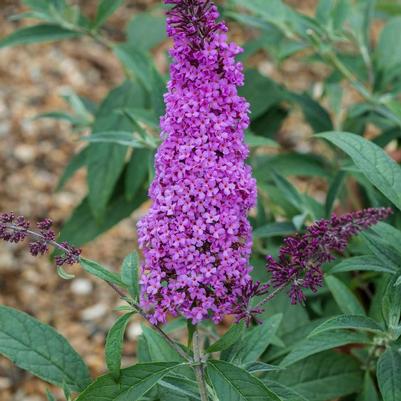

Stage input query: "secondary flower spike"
[
  {"left": 266, "top": 207, "right": 392, "bottom": 304},
  {"left": 137, "top": 0, "right": 257, "bottom": 324}
]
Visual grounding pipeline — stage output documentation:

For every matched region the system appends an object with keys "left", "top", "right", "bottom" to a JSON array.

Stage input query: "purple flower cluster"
[
  {"left": 266, "top": 207, "right": 392, "bottom": 304},
  {"left": 0, "top": 212, "right": 81, "bottom": 267},
  {"left": 137, "top": 0, "right": 257, "bottom": 324}
]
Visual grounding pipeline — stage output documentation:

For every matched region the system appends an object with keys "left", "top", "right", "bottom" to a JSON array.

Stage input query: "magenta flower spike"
[{"left": 137, "top": 0, "right": 257, "bottom": 324}]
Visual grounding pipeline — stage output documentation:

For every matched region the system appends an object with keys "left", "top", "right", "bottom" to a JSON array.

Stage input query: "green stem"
[
  {"left": 193, "top": 329, "right": 209, "bottom": 401},
  {"left": 254, "top": 281, "right": 288, "bottom": 309}
]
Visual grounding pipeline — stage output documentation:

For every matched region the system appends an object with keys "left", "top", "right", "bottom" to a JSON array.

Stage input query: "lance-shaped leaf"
[
  {"left": 317, "top": 132, "right": 401, "bottom": 211},
  {"left": 280, "top": 331, "right": 370, "bottom": 367},
  {"left": 206, "top": 322, "right": 244, "bottom": 353},
  {"left": 80, "top": 257, "right": 126, "bottom": 287},
  {"left": 0, "top": 306, "right": 91, "bottom": 392},
  {"left": 0, "top": 24, "right": 81, "bottom": 48},
  {"left": 76, "top": 362, "right": 182, "bottom": 401},
  {"left": 121, "top": 252, "right": 140, "bottom": 299},
  {"left": 308, "top": 315, "right": 384, "bottom": 337},
  {"left": 377, "top": 348, "right": 401, "bottom": 401},
  {"left": 222, "top": 314, "right": 282, "bottom": 364},
  {"left": 207, "top": 360, "right": 282, "bottom": 401},
  {"left": 106, "top": 313, "right": 134, "bottom": 380}
]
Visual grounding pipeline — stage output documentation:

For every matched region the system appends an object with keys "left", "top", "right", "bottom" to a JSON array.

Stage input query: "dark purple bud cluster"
[
  {"left": 166, "top": 0, "right": 226, "bottom": 50},
  {"left": 29, "top": 218, "right": 56, "bottom": 256},
  {"left": 232, "top": 281, "right": 269, "bottom": 326},
  {"left": 266, "top": 207, "right": 392, "bottom": 304},
  {"left": 55, "top": 242, "right": 81, "bottom": 266},
  {"left": 0, "top": 212, "right": 29, "bottom": 243},
  {"left": 0, "top": 212, "right": 81, "bottom": 267}
]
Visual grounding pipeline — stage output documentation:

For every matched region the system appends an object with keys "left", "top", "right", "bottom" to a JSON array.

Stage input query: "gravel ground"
[{"left": 0, "top": 1, "right": 323, "bottom": 400}]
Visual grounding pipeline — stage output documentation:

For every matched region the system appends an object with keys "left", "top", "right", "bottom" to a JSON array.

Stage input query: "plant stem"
[
  {"left": 7, "top": 224, "right": 71, "bottom": 255},
  {"left": 106, "top": 281, "right": 192, "bottom": 362},
  {"left": 193, "top": 329, "right": 209, "bottom": 401},
  {"left": 254, "top": 281, "right": 289, "bottom": 310}
]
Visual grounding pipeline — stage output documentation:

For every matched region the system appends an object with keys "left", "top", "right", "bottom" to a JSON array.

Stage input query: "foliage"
[{"left": 1, "top": 0, "right": 401, "bottom": 400}]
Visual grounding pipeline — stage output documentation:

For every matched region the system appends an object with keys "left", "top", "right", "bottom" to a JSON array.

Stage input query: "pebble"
[
  {"left": 0, "top": 377, "right": 11, "bottom": 390},
  {"left": 71, "top": 278, "right": 93, "bottom": 296},
  {"left": 127, "top": 321, "right": 143, "bottom": 340},
  {"left": 14, "top": 144, "right": 35, "bottom": 163},
  {"left": 81, "top": 303, "right": 108, "bottom": 320},
  {"left": 0, "top": 121, "right": 10, "bottom": 137}
]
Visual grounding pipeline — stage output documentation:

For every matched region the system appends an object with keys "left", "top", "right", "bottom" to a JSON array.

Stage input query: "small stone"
[
  {"left": 127, "top": 321, "right": 143, "bottom": 340},
  {"left": 0, "top": 377, "right": 11, "bottom": 390},
  {"left": 71, "top": 278, "right": 93, "bottom": 295},
  {"left": 0, "top": 121, "right": 10, "bottom": 137},
  {"left": 14, "top": 144, "right": 36, "bottom": 163},
  {"left": 81, "top": 303, "right": 108, "bottom": 320}
]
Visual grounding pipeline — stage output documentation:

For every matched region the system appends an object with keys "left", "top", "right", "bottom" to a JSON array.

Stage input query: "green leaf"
[
  {"left": 325, "top": 275, "right": 366, "bottom": 315},
  {"left": 223, "top": 314, "right": 282, "bottom": 364},
  {"left": 245, "top": 132, "right": 279, "bottom": 148},
  {"left": 76, "top": 362, "right": 182, "bottom": 401},
  {"left": 331, "top": 255, "right": 396, "bottom": 274},
  {"left": 106, "top": 312, "right": 134, "bottom": 380},
  {"left": 253, "top": 222, "right": 295, "bottom": 239},
  {"left": 120, "top": 108, "right": 159, "bottom": 129},
  {"left": 94, "top": 0, "right": 124, "bottom": 29},
  {"left": 287, "top": 92, "right": 333, "bottom": 133},
  {"left": 87, "top": 81, "right": 146, "bottom": 219},
  {"left": 360, "top": 371, "right": 380, "bottom": 401},
  {"left": 269, "top": 351, "right": 363, "bottom": 401},
  {"left": 0, "top": 305, "right": 91, "bottom": 392},
  {"left": 376, "top": 16, "right": 401, "bottom": 74},
  {"left": 125, "top": 148, "right": 152, "bottom": 200},
  {"left": 325, "top": 170, "right": 346, "bottom": 217},
  {"left": 114, "top": 44, "right": 165, "bottom": 117},
  {"left": 232, "top": 0, "right": 294, "bottom": 32},
  {"left": 207, "top": 360, "right": 282, "bottom": 401},
  {"left": 381, "top": 275, "right": 401, "bottom": 331},
  {"left": 377, "top": 348, "right": 401, "bottom": 401},
  {"left": 244, "top": 362, "right": 282, "bottom": 374},
  {"left": 80, "top": 257, "right": 126, "bottom": 287},
  {"left": 361, "top": 233, "right": 401, "bottom": 271},
  {"left": 56, "top": 147, "right": 88, "bottom": 191},
  {"left": 82, "top": 131, "right": 153, "bottom": 148},
  {"left": 59, "top": 185, "right": 147, "bottom": 247},
  {"left": 206, "top": 322, "right": 245, "bottom": 353},
  {"left": 142, "top": 326, "right": 185, "bottom": 362},
  {"left": 46, "top": 389, "right": 57, "bottom": 401},
  {"left": 317, "top": 132, "right": 401, "bottom": 211},
  {"left": 0, "top": 24, "right": 81, "bottom": 48},
  {"left": 57, "top": 265, "right": 75, "bottom": 280},
  {"left": 61, "top": 88, "right": 93, "bottom": 122},
  {"left": 87, "top": 142, "right": 127, "bottom": 219},
  {"left": 127, "top": 12, "right": 166, "bottom": 51},
  {"left": 255, "top": 153, "right": 329, "bottom": 178},
  {"left": 371, "top": 222, "right": 401, "bottom": 254},
  {"left": 309, "top": 315, "right": 384, "bottom": 337},
  {"left": 34, "top": 111, "right": 88, "bottom": 127},
  {"left": 159, "top": 375, "right": 200, "bottom": 400},
  {"left": 121, "top": 252, "right": 140, "bottom": 299},
  {"left": 280, "top": 331, "right": 370, "bottom": 367},
  {"left": 239, "top": 70, "right": 283, "bottom": 119},
  {"left": 271, "top": 171, "right": 304, "bottom": 211},
  {"left": 262, "top": 380, "right": 310, "bottom": 401}
]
